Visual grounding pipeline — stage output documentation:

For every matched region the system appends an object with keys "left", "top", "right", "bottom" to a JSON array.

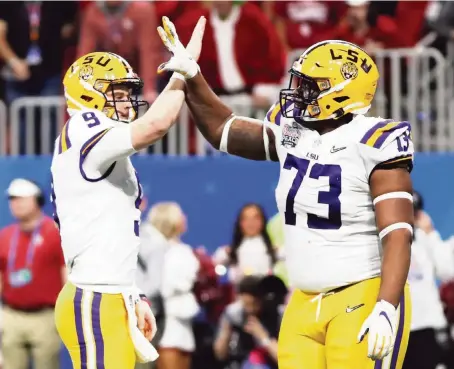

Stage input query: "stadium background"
[
  {"left": 1, "top": 153, "right": 454, "bottom": 250},
  {"left": 1, "top": 1, "right": 454, "bottom": 369}
]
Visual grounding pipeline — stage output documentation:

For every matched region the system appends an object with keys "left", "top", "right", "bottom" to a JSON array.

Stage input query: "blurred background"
[{"left": 1, "top": 1, "right": 454, "bottom": 369}]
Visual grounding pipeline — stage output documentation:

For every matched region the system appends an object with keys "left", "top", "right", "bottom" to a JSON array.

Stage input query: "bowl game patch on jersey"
[{"left": 281, "top": 122, "right": 302, "bottom": 148}]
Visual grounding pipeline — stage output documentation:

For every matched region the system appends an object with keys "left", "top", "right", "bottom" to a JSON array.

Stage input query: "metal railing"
[
  {"left": 3, "top": 94, "right": 268, "bottom": 157},
  {"left": 374, "top": 47, "right": 452, "bottom": 152},
  {"left": 2, "top": 46, "right": 454, "bottom": 155},
  {"left": 9, "top": 96, "right": 66, "bottom": 156},
  {"left": 5, "top": 96, "right": 193, "bottom": 156}
]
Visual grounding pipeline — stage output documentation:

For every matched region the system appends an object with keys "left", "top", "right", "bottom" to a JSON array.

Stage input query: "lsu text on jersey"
[
  {"left": 51, "top": 107, "right": 142, "bottom": 369},
  {"left": 266, "top": 103, "right": 413, "bottom": 369}
]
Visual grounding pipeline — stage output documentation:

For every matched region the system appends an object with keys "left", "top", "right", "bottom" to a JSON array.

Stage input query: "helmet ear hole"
[
  {"left": 80, "top": 95, "right": 93, "bottom": 102},
  {"left": 333, "top": 96, "right": 349, "bottom": 103}
]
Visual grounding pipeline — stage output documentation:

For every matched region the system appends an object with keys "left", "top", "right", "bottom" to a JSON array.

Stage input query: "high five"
[{"left": 157, "top": 16, "right": 413, "bottom": 369}]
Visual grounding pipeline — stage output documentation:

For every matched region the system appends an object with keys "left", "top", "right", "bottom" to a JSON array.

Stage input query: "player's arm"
[
  {"left": 107, "top": 15, "right": 208, "bottom": 153},
  {"left": 77, "top": 77, "right": 185, "bottom": 176},
  {"left": 157, "top": 16, "right": 279, "bottom": 161},
  {"left": 370, "top": 165, "right": 413, "bottom": 307},
  {"left": 357, "top": 121, "right": 416, "bottom": 360},
  {"left": 185, "top": 73, "right": 279, "bottom": 161},
  {"left": 129, "top": 77, "right": 185, "bottom": 151},
  {"left": 78, "top": 17, "right": 206, "bottom": 174},
  {"left": 358, "top": 149, "right": 414, "bottom": 360},
  {"left": 122, "top": 15, "right": 209, "bottom": 152}
]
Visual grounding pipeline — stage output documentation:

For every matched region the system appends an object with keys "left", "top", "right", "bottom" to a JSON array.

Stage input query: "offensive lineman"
[
  {"left": 51, "top": 18, "right": 206, "bottom": 369},
  {"left": 157, "top": 17, "right": 413, "bottom": 369}
]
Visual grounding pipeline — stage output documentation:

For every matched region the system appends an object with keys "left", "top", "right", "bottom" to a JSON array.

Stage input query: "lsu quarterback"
[
  {"left": 50, "top": 17, "right": 206, "bottom": 369},
  {"left": 157, "top": 17, "right": 414, "bottom": 369}
]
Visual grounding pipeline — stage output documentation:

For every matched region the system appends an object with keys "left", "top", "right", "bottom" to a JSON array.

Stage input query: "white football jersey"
[
  {"left": 51, "top": 109, "right": 141, "bottom": 293},
  {"left": 265, "top": 102, "right": 414, "bottom": 292}
]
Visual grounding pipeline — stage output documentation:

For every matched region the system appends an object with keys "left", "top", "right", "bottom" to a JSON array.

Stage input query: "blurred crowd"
[
  {"left": 1, "top": 0, "right": 454, "bottom": 154},
  {"left": 2, "top": 177, "right": 454, "bottom": 369}
]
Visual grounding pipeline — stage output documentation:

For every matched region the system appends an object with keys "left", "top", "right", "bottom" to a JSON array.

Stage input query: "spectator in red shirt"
[
  {"left": 154, "top": 1, "right": 203, "bottom": 24},
  {"left": 0, "top": 178, "right": 66, "bottom": 369},
  {"left": 333, "top": 0, "right": 428, "bottom": 53},
  {"left": 366, "top": 0, "right": 428, "bottom": 48},
  {"left": 78, "top": 0, "right": 161, "bottom": 103},
  {"left": 271, "top": 1, "right": 346, "bottom": 51},
  {"left": 176, "top": 1, "right": 286, "bottom": 110},
  {"left": 332, "top": 0, "right": 380, "bottom": 52}
]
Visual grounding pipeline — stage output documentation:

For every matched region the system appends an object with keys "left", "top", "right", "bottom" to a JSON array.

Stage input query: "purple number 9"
[
  {"left": 283, "top": 153, "right": 342, "bottom": 230},
  {"left": 82, "top": 112, "right": 101, "bottom": 128}
]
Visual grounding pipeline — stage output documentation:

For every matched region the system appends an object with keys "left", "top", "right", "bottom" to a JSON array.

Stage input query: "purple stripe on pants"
[
  {"left": 374, "top": 293, "right": 405, "bottom": 369},
  {"left": 74, "top": 288, "right": 87, "bottom": 368},
  {"left": 91, "top": 292, "right": 105, "bottom": 369}
]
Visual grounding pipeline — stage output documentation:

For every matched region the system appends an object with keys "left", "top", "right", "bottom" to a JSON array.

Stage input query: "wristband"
[{"left": 171, "top": 72, "right": 185, "bottom": 82}]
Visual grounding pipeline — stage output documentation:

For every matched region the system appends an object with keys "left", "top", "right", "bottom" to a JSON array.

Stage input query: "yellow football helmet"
[
  {"left": 63, "top": 52, "right": 147, "bottom": 123},
  {"left": 280, "top": 40, "right": 379, "bottom": 123}
]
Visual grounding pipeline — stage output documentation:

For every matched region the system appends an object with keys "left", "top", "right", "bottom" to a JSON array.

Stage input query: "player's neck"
[
  {"left": 18, "top": 212, "right": 43, "bottom": 232},
  {"left": 316, "top": 125, "right": 343, "bottom": 135},
  {"left": 306, "top": 114, "right": 354, "bottom": 135}
]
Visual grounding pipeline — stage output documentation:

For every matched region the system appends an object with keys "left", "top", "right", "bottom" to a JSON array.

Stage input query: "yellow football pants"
[
  {"left": 54, "top": 282, "right": 136, "bottom": 369},
  {"left": 278, "top": 277, "right": 411, "bottom": 369}
]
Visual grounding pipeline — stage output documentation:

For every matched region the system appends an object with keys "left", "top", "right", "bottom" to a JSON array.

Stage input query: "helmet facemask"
[
  {"left": 280, "top": 70, "right": 334, "bottom": 124},
  {"left": 96, "top": 79, "right": 149, "bottom": 124}
]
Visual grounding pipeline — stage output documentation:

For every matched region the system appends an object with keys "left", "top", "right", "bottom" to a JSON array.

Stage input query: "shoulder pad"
[
  {"left": 58, "top": 119, "right": 73, "bottom": 154},
  {"left": 57, "top": 110, "right": 115, "bottom": 153},
  {"left": 265, "top": 99, "right": 290, "bottom": 126},
  {"left": 359, "top": 119, "right": 411, "bottom": 149},
  {"left": 357, "top": 118, "right": 414, "bottom": 176}
]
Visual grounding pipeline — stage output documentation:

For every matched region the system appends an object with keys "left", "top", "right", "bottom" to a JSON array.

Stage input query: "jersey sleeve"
[
  {"left": 359, "top": 120, "right": 414, "bottom": 179},
  {"left": 263, "top": 100, "right": 291, "bottom": 162},
  {"left": 65, "top": 110, "right": 136, "bottom": 180},
  {"left": 263, "top": 100, "right": 284, "bottom": 142}
]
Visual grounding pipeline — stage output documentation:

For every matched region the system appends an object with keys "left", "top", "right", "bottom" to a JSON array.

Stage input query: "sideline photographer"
[{"left": 214, "top": 275, "right": 287, "bottom": 369}]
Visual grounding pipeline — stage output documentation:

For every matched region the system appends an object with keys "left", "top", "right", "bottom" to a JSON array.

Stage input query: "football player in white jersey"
[
  {"left": 157, "top": 17, "right": 413, "bottom": 369},
  {"left": 51, "top": 17, "right": 206, "bottom": 369}
]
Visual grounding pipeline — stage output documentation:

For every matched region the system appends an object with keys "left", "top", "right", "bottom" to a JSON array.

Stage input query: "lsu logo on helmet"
[
  {"left": 63, "top": 52, "right": 147, "bottom": 123},
  {"left": 280, "top": 40, "right": 379, "bottom": 123}
]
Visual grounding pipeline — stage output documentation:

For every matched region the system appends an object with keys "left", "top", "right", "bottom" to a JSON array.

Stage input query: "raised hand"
[{"left": 157, "top": 16, "right": 206, "bottom": 79}]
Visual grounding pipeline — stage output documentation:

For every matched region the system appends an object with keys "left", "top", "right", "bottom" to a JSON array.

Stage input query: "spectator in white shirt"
[
  {"left": 151, "top": 202, "right": 200, "bottom": 369},
  {"left": 135, "top": 198, "right": 168, "bottom": 369},
  {"left": 403, "top": 191, "right": 454, "bottom": 369},
  {"left": 214, "top": 204, "right": 277, "bottom": 284}
]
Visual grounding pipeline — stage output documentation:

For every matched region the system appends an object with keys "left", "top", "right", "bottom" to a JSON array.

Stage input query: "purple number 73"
[{"left": 284, "top": 153, "right": 342, "bottom": 229}]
